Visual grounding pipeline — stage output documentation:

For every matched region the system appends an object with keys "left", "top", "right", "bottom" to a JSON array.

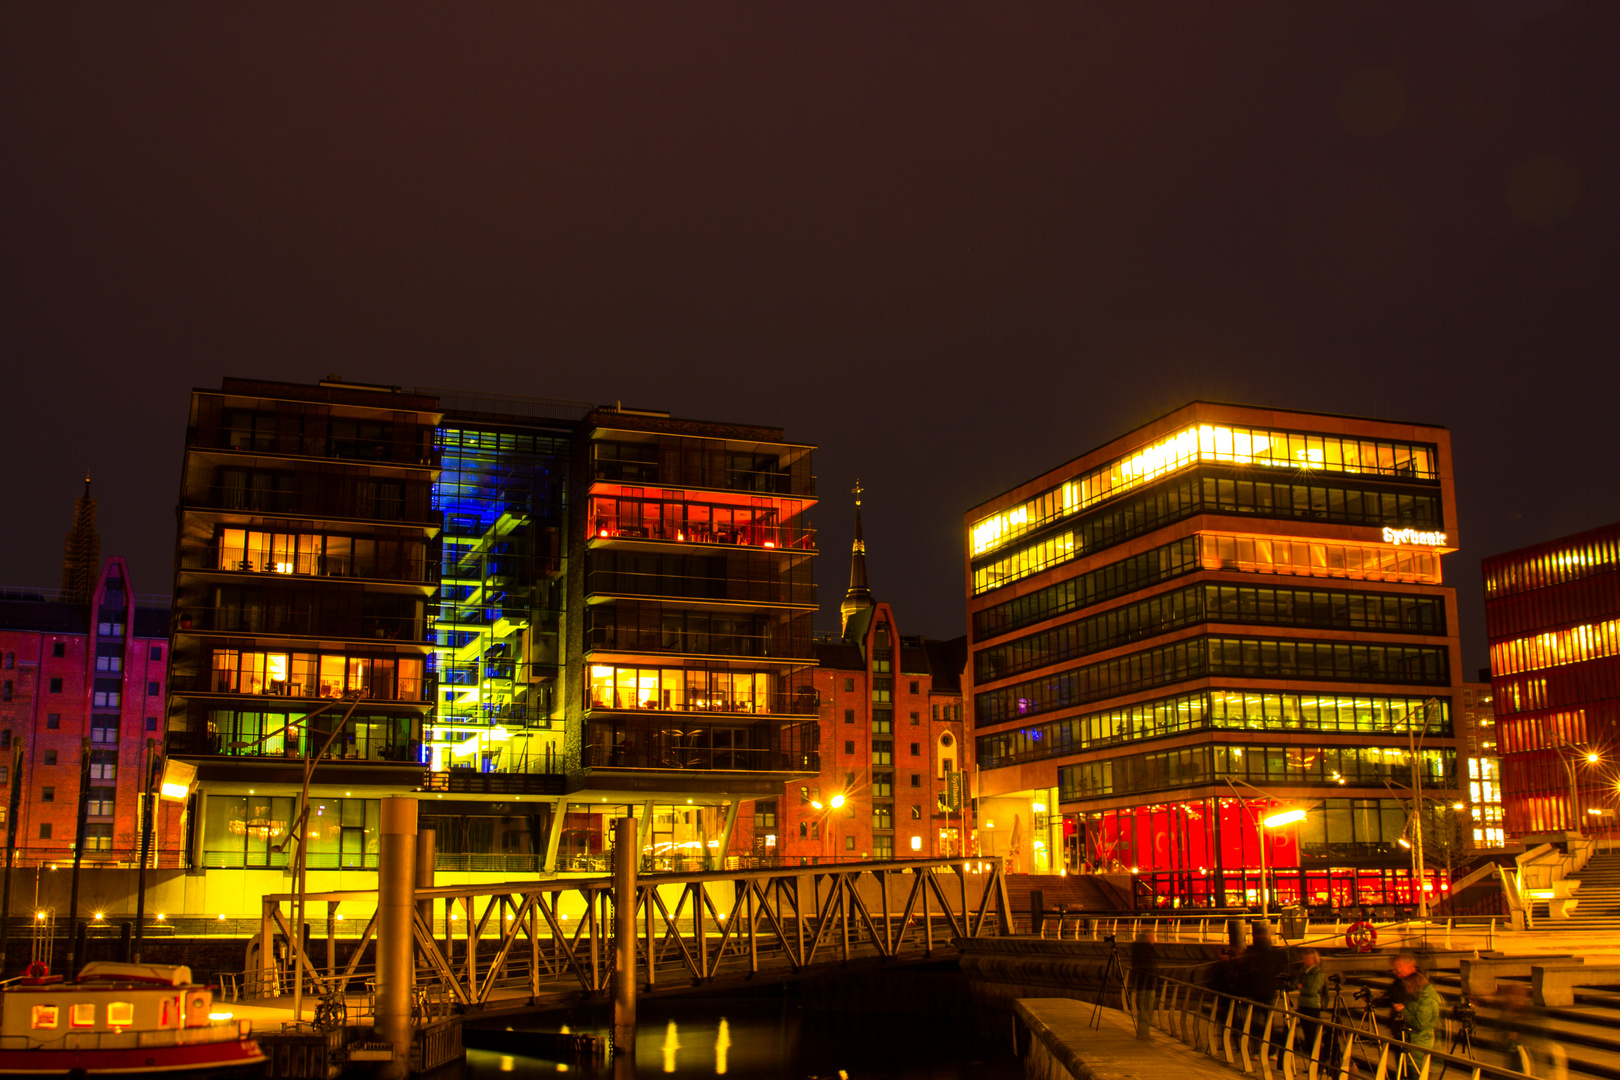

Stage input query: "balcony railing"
[
  {"left": 587, "top": 688, "right": 820, "bottom": 717},
  {"left": 182, "top": 548, "right": 430, "bottom": 583},
  {"left": 180, "top": 482, "right": 437, "bottom": 526},
  {"left": 585, "top": 624, "right": 813, "bottom": 660},
  {"left": 584, "top": 569, "right": 815, "bottom": 607},
  {"left": 589, "top": 518, "right": 814, "bottom": 551},
  {"left": 167, "top": 670, "right": 432, "bottom": 703},
  {"left": 173, "top": 607, "right": 427, "bottom": 644},
  {"left": 166, "top": 728, "right": 423, "bottom": 765},
  {"left": 592, "top": 460, "right": 814, "bottom": 498},
  {"left": 582, "top": 741, "right": 819, "bottom": 773},
  {"left": 422, "top": 770, "right": 565, "bottom": 796}
]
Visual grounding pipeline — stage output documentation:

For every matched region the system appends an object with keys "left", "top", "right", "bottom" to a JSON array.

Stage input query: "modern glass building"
[
  {"left": 964, "top": 402, "right": 1464, "bottom": 910},
  {"left": 164, "top": 380, "right": 821, "bottom": 899},
  {"left": 1483, "top": 520, "right": 1620, "bottom": 837}
]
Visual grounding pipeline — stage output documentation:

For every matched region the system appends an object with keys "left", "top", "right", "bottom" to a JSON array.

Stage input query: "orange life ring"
[
  {"left": 26, "top": 961, "right": 49, "bottom": 979},
  {"left": 1345, "top": 921, "right": 1378, "bottom": 952}
]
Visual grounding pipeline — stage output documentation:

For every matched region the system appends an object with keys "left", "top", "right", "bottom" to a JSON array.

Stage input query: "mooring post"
[
  {"left": 375, "top": 796, "right": 418, "bottom": 1080},
  {"left": 415, "top": 826, "right": 435, "bottom": 927},
  {"left": 613, "top": 816, "right": 637, "bottom": 1055}
]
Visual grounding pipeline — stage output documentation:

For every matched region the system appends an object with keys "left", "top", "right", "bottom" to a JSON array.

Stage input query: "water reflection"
[{"left": 462, "top": 996, "right": 1017, "bottom": 1080}]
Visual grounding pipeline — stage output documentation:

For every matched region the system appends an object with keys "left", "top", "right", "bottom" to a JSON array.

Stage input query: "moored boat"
[{"left": 0, "top": 961, "right": 265, "bottom": 1079}]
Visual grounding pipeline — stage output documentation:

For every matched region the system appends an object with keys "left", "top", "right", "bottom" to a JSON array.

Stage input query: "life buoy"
[
  {"left": 26, "top": 961, "right": 49, "bottom": 979},
  {"left": 1345, "top": 921, "right": 1378, "bottom": 952}
]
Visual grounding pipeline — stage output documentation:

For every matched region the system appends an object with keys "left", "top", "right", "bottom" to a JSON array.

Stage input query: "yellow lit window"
[
  {"left": 107, "top": 1002, "right": 135, "bottom": 1027},
  {"left": 71, "top": 1003, "right": 95, "bottom": 1027},
  {"left": 30, "top": 1005, "right": 58, "bottom": 1029}
]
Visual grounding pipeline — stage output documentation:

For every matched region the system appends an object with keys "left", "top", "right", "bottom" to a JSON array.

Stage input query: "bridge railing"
[
  {"left": 1122, "top": 972, "right": 1533, "bottom": 1080},
  {"left": 249, "top": 856, "right": 1011, "bottom": 1011}
]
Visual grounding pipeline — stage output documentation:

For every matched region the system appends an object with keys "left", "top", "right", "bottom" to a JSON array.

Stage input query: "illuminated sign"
[{"left": 1382, "top": 527, "right": 1447, "bottom": 547}]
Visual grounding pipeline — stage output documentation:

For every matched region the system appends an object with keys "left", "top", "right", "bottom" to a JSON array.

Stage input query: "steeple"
[
  {"left": 61, "top": 475, "right": 101, "bottom": 604},
  {"left": 839, "top": 478, "right": 875, "bottom": 637}
]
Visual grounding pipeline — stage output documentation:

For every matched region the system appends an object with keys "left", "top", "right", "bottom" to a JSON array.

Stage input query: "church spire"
[
  {"left": 839, "top": 479, "right": 875, "bottom": 637},
  {"left": 61, "top": 474, "right": 101, "bottom": 604}
]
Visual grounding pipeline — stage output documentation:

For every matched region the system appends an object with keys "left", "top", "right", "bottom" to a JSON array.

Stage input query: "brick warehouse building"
[
  {"left": 965, "top": 402, "right": 1466, "bottom": 909},
  {"left": 1484, "top": 520, "right": 1620, "bottom": 837},
  {"left": 773, "top": 484, "right": 969, "bottom": 864},
  {"left": 0, "top": 556, "right": 181, "bottom": 870}
]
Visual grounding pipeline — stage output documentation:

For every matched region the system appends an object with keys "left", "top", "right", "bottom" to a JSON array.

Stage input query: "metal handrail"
[{"left": 1127, "top": 971, "right": 1532, "bottom": 1080}]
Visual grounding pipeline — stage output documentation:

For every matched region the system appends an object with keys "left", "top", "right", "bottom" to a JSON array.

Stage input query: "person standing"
[
  {"left": 1389, "top": 954, "right": 1440, "bottom": 1076},
  {"left": 1295, "top": 949, "right": 1326, "bottom": 1065},
  {"left": 1132, "top": 929, "right": 1159, "bottom": 1040}
]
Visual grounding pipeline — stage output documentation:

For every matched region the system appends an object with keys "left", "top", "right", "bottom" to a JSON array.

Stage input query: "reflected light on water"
[
  {"left": 663, "top": 1019, "right": 681, "bottom": 1073},
  {"left": 499, "top": 1057, "right": 515, "bottom": 1072},
  {"left": 716, "top": 1018, "right": 730, "bottom": 1075}
]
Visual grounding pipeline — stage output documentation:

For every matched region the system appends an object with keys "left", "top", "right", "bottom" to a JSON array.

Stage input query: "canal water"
[{"left": 462, "top": 993, "right": 1020, "bottom": 1080}]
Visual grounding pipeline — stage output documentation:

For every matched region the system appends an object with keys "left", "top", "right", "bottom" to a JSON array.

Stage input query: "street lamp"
[
  {"left": 1549, "top": 743, "right": 1601, "bottom": 835},
  {"left": 809, "top": 793, "right": 846, "bottom": 861},
  {"left": 1223, "top": 777, "right": 1306, "bottom": 918}
]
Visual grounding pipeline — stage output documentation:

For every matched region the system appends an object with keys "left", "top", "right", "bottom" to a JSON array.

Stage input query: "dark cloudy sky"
[{"left": 3, "top": 2, "right": 1617, "bottom": 673}]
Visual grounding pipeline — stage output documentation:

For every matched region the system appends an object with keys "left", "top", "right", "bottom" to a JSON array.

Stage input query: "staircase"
[
  {"left": 1535, "top": 851, "right": 1620, "bottom": 930},
  {"left": 1002, "top": 873, "right": 1130, "bottom": 921}
]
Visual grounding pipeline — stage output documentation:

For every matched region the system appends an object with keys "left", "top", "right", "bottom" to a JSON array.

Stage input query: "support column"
[
  {"left": 374, "top": 797, "right": 418, "bottom": 1080},
  {"left": 711, "top": 800, "right": 740, "bottom": 872},
  {"left": 415, "top": 827, "right": 436, "bottom": 927},
  {"left": 543, "top": 800, "right": 567, "bottom": 873},
  {"left": 613, "top": 816, "right": 637, "bottom": 1055}
]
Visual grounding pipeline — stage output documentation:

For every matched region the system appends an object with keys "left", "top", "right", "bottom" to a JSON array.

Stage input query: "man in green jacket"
[
  {"left": 1390, "top": 953, "right": 1441, "bottom": 1077},
  {"left": 1294, "top": 949, "right": 1326, "bottom": 1066}
]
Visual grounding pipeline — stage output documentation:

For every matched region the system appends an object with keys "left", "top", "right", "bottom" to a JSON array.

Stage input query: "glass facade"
[
  {"left": 971, "top": 423, "right": 1439, "bottom": 557},
  {"left": 976, "top": 690, "right": 1449, "bottom": 769},
  {"left": 975, "top": 636, "right": 1449, "bottom": 726},
  {"left": 973, "top": 470, "right": 1444, "bottom": 594},
  {"left": 1059, "top": 743, "right": 1455, "bottom": 799},
  {"left": 201, "top": 795, "right": 380, "bottom": 869}
]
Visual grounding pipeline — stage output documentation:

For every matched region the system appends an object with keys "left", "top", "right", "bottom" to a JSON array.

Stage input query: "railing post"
[{"left": 374, "top": 796, "right": 417, "bottom": 1080}]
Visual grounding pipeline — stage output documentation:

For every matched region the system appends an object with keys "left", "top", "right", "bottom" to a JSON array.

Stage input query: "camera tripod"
[
  {"left": 1320, "top": 980, "right": 1382, "bottom": 1074},
  {"left": 1433, "top": 1002, "right": 1477, "bottom": 1080},
  {"left": 1090, "top": 937, "right": 1126, "bottom": 1030}
]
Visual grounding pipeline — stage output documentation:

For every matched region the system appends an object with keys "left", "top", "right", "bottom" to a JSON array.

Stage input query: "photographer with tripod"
[
  {"left": 1388, "top": 953, "right": 1440, "bottom": 1078},
  {"left": 1293, "top": 949, "right": 1326, "bottom": 1066}
]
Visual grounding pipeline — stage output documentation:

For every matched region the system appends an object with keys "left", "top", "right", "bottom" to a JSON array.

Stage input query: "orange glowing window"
[
  {"left": 107, "top": 1002, "right": 135, "bottom": 1027},
  {"left": 30, "top": 1005, "right": 58, "bottom": 1029},
  {"left": 160, "top": 999, "right": 171, "bottom": 1027},
  {"left": 70, "top": 1003, "right": 95, "bottom": 1027}
]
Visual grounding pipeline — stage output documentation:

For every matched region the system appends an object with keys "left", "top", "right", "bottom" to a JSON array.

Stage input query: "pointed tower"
[
  {"left": 60, "top": 476, "right": 101, "bottom": 604},
  {"left": 839, "top": 478, "right": 875, "bottom": 637}
]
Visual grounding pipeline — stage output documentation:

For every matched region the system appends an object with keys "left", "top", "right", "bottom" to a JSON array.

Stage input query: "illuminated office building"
[
  {"left": 1483, "top": 520, "right": 1620, "bottom": 837},
  {"left": 164, "top": 379, "right": 819, "bottom": 901},
  {"left": 965, "top": 402, "right": 1463, "bottom": 908},
  {"left": 1460, "top": 680, "right": 1506, "bottom": 848}
]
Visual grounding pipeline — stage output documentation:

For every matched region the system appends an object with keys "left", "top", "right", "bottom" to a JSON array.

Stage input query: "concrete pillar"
[
  {"left": 613, "top": 816, "right": 637, "bottom": 1055},
  {"left": 543, "top": 799, "right": 567, "bottom": 873},
  {"left": 415, "top": 827, "right": 436, "bottom": 927},
  {"left": 375, "top": 797, "right": 418, "bottom": 1080}
]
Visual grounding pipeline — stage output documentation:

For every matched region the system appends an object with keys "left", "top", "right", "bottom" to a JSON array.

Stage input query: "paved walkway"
[{"left": 1015, "top": 999, "right": 1235, "bottom": 1080}]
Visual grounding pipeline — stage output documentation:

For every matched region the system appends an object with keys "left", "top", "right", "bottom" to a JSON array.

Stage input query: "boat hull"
[{"left": 0, "top": 1038, "right": 266, "bottom": 1078}]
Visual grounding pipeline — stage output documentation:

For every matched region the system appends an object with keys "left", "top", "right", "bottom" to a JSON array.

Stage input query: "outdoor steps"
[
  {"left": 1530, "top": 853, "right": 1620, "bottom": 930},
  {"left": 1002, "top": 874, "right": 1129, "bottom": 915},
  {"left": 1342, "top": 972, "right": 1620, "bottom": 1080}
]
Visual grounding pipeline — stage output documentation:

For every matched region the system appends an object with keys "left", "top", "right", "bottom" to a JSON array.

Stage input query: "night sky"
[{"left": 3, "top": 3, "right": 1617, "bottom": 674}]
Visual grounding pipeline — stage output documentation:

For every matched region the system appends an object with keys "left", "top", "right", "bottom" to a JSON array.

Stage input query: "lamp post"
[
  {"left": 1222, "top": 777, "right": 1306, "bottom": 918},
  {"left": 227, "top": 691, "right": 363, "bottom": 1023},
  {"left": 809, "top": 793, "right": 845, "bottom": 862},
  {"left": 1550, "top": 742, "right": 1600, "bottom": 835}
]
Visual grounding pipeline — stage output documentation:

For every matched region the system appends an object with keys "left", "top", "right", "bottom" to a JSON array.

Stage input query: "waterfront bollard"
[
  {"left": 614, "top": 816, "right": 638, "bottom": 1056},
  {"left": 375, "top": 797, "right": 418, "bottom": 1080}
]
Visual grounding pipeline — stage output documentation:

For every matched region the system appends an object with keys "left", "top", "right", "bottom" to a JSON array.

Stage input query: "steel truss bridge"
[{"left": 247, "top": 856, "right": 1012, "bottom": 1015}]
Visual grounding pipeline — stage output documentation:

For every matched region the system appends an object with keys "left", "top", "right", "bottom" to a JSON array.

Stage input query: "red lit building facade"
[
  {"left": 0, "top": 558, "right": 182, "bottom": 866},
  {"left": 1484, "top": 521, "right": 1620, "bottom": 837},
  {"left": 966, "top": 402, "right": 1464, "bottom": 909}
]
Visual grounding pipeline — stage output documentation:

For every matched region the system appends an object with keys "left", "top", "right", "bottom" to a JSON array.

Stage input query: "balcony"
[
  {"left": 422, "top": 769, "right": 565, "bottom": 796},
  {"left": 180, "top": 478, "right": 437, "bottom": 528},
  {"left": 173, "top": 607, "right": 428, "bottom": 645},
  {"left": 585, "top": 623, "right": 813, "bottom": 661},
  {"left": 182, "top": 547, "right": 430, "bottom": 584},
  {"left": 588, "top": 518, "right": 814, "bottom": 552},
  {"left": 587, "top": 687, "right": 820, "bottom": 718},
  {"left": 583, "top": 718, "right": 820, "bottom": 773},
  {"left": 167, "top": 670, "right": 432, "bottom": 704},
  {"left": 165, "top": 727, "right": 422, "bottom": 765},
  {"left": 584, "top": 567, "right": 816, "bottom": 608}
]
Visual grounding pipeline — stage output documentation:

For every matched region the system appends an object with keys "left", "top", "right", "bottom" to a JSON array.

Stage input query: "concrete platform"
[{"left": 1013, "top": 998, "right": 1236, "bottom": 1080}]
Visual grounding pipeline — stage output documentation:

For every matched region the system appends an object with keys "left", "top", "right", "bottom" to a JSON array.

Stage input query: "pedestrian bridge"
[{"left": 238, "top": 856, "right": 1012, "bottom": 1018}]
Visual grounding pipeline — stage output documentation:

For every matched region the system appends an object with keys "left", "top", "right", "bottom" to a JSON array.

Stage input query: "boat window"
[
  {"left": 161, "top": 999, "right": 171, "bottom": 1026},
  {"left": 70, "top": 1003, "right": 95, "bottom": 1027},
  {"left": 30, "top": 1005, "right": 58, "bottom": 1029},
  {"left": 107, "top": 1002, "right": 135, "bottom": 1027}
]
